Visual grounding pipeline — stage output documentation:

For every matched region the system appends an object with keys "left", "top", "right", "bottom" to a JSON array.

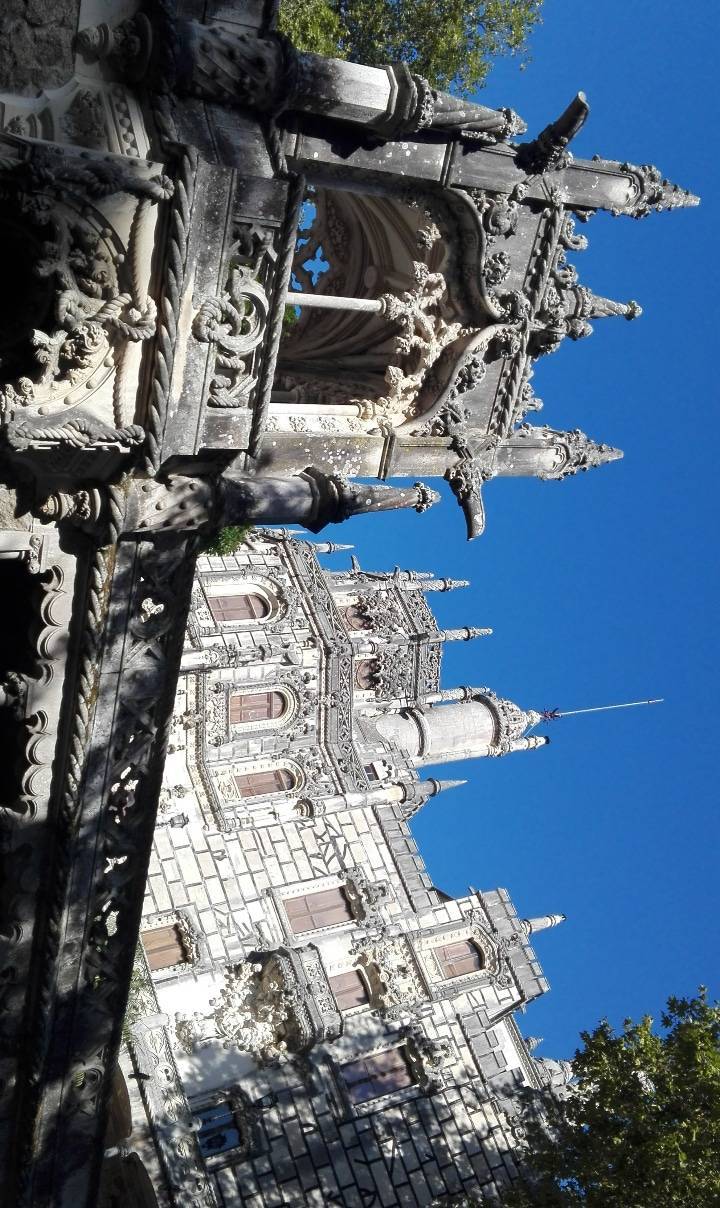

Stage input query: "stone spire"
[
  {"left": 435, "top": 627, "right": 493, "bottom": 643},
  {"left": 525, "top": 1036, "right": 543, "bottom": 1053},
  {"left": 423, "top": 777, "right": 467, "bottom": 796},
  {"left": 400, "top": 776, "right": 467, "bottom": 819},
  {"left": 422, "top": 578, "right": 470, "bottom": 592},
  {"left": 520, "top": 914, "right": 566, "bottom": 936}
]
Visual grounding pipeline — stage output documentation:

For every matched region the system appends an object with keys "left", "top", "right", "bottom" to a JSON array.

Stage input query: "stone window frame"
[
  {"left": 433, "top": 938, "right": 487, "bottom": 980},
  {"left": 140, "top": 907, "right": 209, "bottom": 984},
  {"left": 268, "top": 874, "right": 359, "bottom": 944},
  {"left": 225, "top": 682, "right": 298, "bottom": 735},
  {"left": 213, "top": 757, "right": 306, "bottom": 804},
  {"left": 200, "top": 573, "right": 283, "bottom": 628},
  {"left": 188, "top": 568, "right": 301, "bottom": 645},
  {"left": 188, "top": 1085, "right": 260, "bottom": 1170},
  {"left": 326, "top": 1041, "right": 421, "bottom": 1117},
  {"left": 207, "top": 591, "right": 270, "bottom": 624},
  {"left": 324, "top": 960, "right": 372, "bottom": 1016},
  {"left": 416, "top": 922, "right": 500, "bottom": 987}
]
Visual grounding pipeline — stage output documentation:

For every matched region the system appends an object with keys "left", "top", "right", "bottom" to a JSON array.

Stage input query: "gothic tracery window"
[
  {"left": 285, "top": 887, "right": 353, "bottom": 933},
  {"left": 208, "top": 592, "right": 270, "bottom": 623},
  {"left": 229, "top": 690, "right": 286, "bottom": 725},
  {"left": 234, "top": 768, "right": 295, "bottom": 797},
  {"left": 434, "top": 939, "right": 485, "bottom": 979},
  {"left": 340, "top": 1048, "right": 413, "bottom": 1104}
]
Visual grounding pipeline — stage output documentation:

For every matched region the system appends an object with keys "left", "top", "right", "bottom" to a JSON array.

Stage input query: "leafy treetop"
[
  {"left": 278, "top": 0, "right": 543, "bottom": 95},
  {"left": 499, "top": 989, "right": 720, "bottom": 1208}
]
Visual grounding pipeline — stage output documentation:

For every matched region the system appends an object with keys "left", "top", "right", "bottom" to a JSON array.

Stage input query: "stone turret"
[{"left": 375, "top": 687, "right": 548, "bottom": 765}]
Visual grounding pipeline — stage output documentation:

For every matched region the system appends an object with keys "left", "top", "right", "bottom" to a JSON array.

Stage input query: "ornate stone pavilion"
[
  {"left": 0, "top": 0, "right": 695, "bottom": 1204},
  {"left": 118, "top": 532, "right": 570, "bottom": 1206}
]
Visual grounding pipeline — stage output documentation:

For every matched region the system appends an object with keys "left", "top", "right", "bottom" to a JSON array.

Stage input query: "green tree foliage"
[
  {"left": 278, "top": 0, "right": 542, "bottom": 94},
  {"left": 500, "top": 990, "right": 720, "bottom": 1208}
]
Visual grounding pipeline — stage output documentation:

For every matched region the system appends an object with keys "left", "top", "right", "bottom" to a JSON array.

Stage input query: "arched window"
[
  {"left": 354, "top": 659, "right": 379, "bottom": 690},
  {"left": 434, "top": 939, "right": 485, "bottom": 979},
  {"left": 343, "top": 604, "right": 371, "bottom": 631},
  {"left": 208, "top": 592, "right": 269, "bottom": 623},
  {"left": 229, "top": 691, "right": 286, "bottom": 725},
  {"left": 234, "top": 768, "right": 295, "bottom": 797}
]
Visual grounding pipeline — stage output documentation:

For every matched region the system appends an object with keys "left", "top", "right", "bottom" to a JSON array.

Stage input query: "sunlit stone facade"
[{"left": 117, "top": 531, "right": 570, "bottom": 1206}]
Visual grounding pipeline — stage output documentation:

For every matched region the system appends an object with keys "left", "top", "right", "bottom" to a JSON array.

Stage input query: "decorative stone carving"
[
  {"left": 356, "top": 262, "right": 470, "bottom": 426},
  {"left": 385, "top": 66, "right": 524, "bottom": 142},
  {"left": 352, "top": 590, "right": 405, "bottom": 636},
  {"left": 0, "top": 156, "right": 165, "bottom": 443},
  {"left": 76, "top": 15, "right": 153, "bottom": 83},
  {"left": 188, "top": 946, "right": 340, "bottom": 1063},
  {"left": 175, "top": 960, "right": 289, "bottom": 1062},
  {"left": 353, "top": 935, "right": 426, "bottom": 1018},
  {"left": 60, "top": 90, "right": 107, "bottom": 149},
  {"left": 344, "top": 867, "right": 389, "bottom": 929},
  {"left": 401, "top": 1023, "right": 453, "bottom": 1093},
  {"left": 194, "top": 252, "right": 270, "bottom": 409},
  {"left": 471, "top": 687, "right": 541, "bottom": 745}
]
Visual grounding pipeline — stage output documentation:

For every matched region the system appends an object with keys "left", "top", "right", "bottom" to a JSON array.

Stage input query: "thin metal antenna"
[{"left": 538, "top": 698, "right": 663, "bottom": 723}]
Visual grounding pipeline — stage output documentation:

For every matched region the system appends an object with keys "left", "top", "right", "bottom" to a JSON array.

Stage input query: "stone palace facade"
[
  {"left": 112, "top": 530, "right": 569, "bottom": 1207},
  {"left": 0, "top": 0, "right": 695, "bottom": 1202}
]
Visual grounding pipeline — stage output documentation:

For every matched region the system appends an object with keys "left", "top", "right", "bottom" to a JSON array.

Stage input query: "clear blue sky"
[{"left": 307, "top": 0, "right": 719, "bottom": 1060}]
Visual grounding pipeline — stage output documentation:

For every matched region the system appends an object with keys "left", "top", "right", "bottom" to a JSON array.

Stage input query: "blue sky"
[{"left": 307, "top": 0, "right": 720, "bottom": 1060}]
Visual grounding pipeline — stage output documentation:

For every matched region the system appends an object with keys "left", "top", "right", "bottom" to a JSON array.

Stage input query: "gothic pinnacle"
[
  {"left": 436, "top": 627, "right": 493, "bottom": 643},
  {"left": 520, "top": 914, "right": 566, "bottom": 936},
  {"left": 545, "top": 430, "right": 623, "bottom": 480},
  {"left": 618, "top": 160, "right": 701, "bottom": 219},
  {"left": 427, "top": 777, "right": 468, "bottom": 796}
]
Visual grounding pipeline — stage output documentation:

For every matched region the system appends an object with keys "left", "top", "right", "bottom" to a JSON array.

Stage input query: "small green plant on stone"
[
  {"left": 205, "top": 525, "right": 252, "bottom": 556},
  {"left": 282, "top": 304, "right": 299, "bottom": 332}
]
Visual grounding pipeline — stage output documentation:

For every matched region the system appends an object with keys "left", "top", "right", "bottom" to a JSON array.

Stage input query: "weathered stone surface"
[{"left": 0, "top": 0, "right": 79, "bottom": 95}]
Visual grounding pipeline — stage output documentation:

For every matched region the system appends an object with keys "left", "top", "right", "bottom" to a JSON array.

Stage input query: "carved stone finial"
[
  {"left": 578, "top": 290, "right": 642, "bottom": 321},
  {"left": 39, "top": 487, "right": 104, "bottom": 525},
  {"left": 525, "top": 1036, "right": 543, "bottom": 1052}
]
